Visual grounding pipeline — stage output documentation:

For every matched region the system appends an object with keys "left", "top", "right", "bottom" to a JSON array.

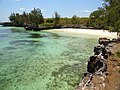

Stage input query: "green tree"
[
  {"left": 104, "top": 0, "right": 120, "bottom": 36},
  {"left": 9, "top": 13, "right": 16, "bottom": 23},
  {"left": 22, "top": 11, "right": 28, "bottom": 26},
  {"left": 71, "top": 15, "right": 80, "bottom": 25},
  {"left": 89, "top": 7, "right": 106, "bottom": 29},
  {"left": 29, "top": 8, "right": 44, "bottom": 26},
  {"left": 46, "top": 18, "right": 54, "bottom": 23},
  {"left": 54, "top": 12, "right": 60, "bottom": 27},
  {"left": 9, "top": 8, "right": 44, "bottom": 27},
  {"left": 89, "top": 0, "right": 120, "bottom": 36}
]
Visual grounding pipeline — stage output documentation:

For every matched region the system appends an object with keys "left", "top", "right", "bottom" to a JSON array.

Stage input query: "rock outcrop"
[{"left": 76, "top": 38, "right": 120, "bottom": 90}]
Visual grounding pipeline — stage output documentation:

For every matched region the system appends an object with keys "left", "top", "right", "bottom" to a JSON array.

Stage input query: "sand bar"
[{"left": 47, "top": 28, "right": 117, "bottom": 38}]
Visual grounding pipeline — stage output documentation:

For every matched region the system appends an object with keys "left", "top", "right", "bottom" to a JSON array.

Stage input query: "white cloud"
[
  {"left": 80, "top": 10, "right": 91, "bottom": 13},
  {"left": 41, "top": 9, "right": 47, "bottom": 12},
  {"left": 19, "top": 8, "right": 25, "bottom": 11},
  {"left": 102, "top": 1, "right": 104, "bottom": 4},
  {"left": 31, "top": 8, "right": 34, "bottom": 10},
  {"left": 76, "top": 10, "right": 91, "bottom": 13}
]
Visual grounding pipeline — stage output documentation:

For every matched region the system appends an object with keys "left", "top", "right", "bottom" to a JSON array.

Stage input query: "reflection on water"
[{"left": 0, "top": 26, "right": 98, "bottom": 90}]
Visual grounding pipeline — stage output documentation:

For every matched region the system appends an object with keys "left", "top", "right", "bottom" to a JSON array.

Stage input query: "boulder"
[
  {"left": 87, "top": 55, "right": 98, "bottom": 73},
  {"left": 98, "top": 38, "right": 110, "bottom": 46},
  {"left": 94, "top": 45, "right": 104, "bottom": 55},
  {"left": 87, "top": 55, "right": 107, "bottom": 74}
]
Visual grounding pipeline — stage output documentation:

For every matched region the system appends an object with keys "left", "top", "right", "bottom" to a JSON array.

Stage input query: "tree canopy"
[
  {"left": 53, "top": 12, "right": 60, "bottom": 27},
  {"left": 9, "top": 8, "right": 44, "bottom": 26},
  {"left": 88, "top": 0, "right": 120, "bottom": 36},
  {"left": 9, "top": 8, "right": 89, "bottom": 28}
]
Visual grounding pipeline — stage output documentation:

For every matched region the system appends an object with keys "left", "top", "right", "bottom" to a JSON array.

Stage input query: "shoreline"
[
  {"left": 76, "top": 38, "right": 120, "bottom": 90},
  {"left": 0, "top": 25, "right": 117, "bottom": 38},
  {"left": 47, "top": 28, "right": 117, "bottom": 38}
]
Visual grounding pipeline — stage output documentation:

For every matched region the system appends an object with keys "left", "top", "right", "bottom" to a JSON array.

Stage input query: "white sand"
[{"left": 48, "top": 28, "right": 117, "bottom": 38}]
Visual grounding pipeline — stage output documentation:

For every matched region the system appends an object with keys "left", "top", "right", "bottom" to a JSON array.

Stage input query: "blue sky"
[{"left": 0, "top": 0, "right": 103, "bottom": 22}]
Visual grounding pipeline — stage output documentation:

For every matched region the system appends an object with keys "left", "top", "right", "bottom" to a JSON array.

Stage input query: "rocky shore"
[{"left": 76, "top": 38, "right": 120, "bottom": 90}]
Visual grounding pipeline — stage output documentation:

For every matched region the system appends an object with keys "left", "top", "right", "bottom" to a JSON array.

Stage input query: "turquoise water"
[{"left": 0, "top": 26, "right": 98, "bottom": 90}]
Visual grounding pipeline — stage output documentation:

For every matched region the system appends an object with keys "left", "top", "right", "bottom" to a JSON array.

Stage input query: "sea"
[{"left": 0, "top": 26, "right": 98, "bottom": 90}]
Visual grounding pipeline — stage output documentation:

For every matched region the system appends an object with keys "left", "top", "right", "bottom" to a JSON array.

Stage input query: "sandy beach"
[{"left": 48, "top": 28, "right": 117, "bottom": 38}]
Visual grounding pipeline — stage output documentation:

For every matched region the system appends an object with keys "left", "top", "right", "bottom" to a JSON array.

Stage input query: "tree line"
[
  {"left": 88, "top": 0, "right": 120, "bottom": 36},
  {"left": 9, "top": 0, "right": 120, "bottom": 36},
  {"left": 9, "top": 8, "right": 44, "bottom": 27},
  {"left": 9, "top": 8, "right": 89, "bottom": 28}
]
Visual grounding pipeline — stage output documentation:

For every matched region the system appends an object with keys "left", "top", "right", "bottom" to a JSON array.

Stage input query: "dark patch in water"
[
  {"left": 0, "top": 53, "right": 3, "bottom": 55},
  {"left": 15, "top": 43, "right": 26, "bottom": 46},
  {"left": 51, "top": 33, "right": 60, "bottom": 39},
  {"left": 0, "top": 34, "right": 8, "bottom": 38},
  {"left": 9, "top": 40, "right": 39, "bottom": 45},
  {"left": 10, "top": 28, "right": 25, "bottom": 33},
  {"left": 3, "top": 46, "right": 16, "bottom": 50},
  {"left": 28, "top": 33, "right": 47, "bottom": 38},
  {"left": 52, "top": 63, "right": 82, "bottom": 77},
  {"left": 49, "top": 63, "right": 83, "bottom": 88}
]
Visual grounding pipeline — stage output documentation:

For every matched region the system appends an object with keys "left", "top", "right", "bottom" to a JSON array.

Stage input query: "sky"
[{"left": 0, "top": 0, "right": 103, "bottom": 22}]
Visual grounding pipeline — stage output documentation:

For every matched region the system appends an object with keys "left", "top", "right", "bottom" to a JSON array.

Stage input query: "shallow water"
[{"left": 0, "top": 26, "right": 98, "bottom": 90}]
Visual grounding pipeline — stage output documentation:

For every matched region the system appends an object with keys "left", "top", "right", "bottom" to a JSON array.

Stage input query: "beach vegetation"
[
  {"left": 7, "top": 0, "right": 120, "bottom": 34},
  {"left": 53, "top": 12, "right": 61, "bottom": 27},
  {"left": 9, "top": 8, "right": 44, "bottom": 27},
  {"left": 8, "top": 8, "right": 89, "bottom": 28},
  {"left": 88, "top": 0, "right": 120, "bottom": 37}
]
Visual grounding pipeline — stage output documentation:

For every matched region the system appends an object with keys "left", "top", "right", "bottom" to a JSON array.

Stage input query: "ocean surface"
[{"left": 0, "top": 26, "right": 98, "bottom": 90}]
